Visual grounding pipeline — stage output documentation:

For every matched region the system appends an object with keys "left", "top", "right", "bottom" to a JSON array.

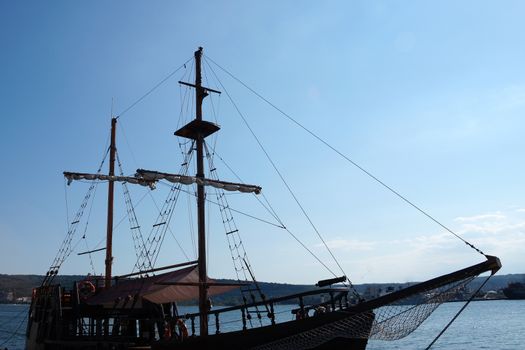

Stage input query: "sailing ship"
[{"left": 26, "top": 47, "right": 501, "bottom": 350}]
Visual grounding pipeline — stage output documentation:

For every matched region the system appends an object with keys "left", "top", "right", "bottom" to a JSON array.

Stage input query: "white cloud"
[
  {"left": 454, "top": 213, "right": 505, "bottom": 222},
  {"left": 330, "top": 207, "right": 525, "bottom": 282}
]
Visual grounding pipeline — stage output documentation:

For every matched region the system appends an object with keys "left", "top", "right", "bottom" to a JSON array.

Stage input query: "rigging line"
[
  {"left": 0, "top": 312, "right": 27, "bottom": 347},
  {"left": 64, "top": 179, "right": 101, "bottom": 262},
  {"left": 205, "top": 55, "right": 486, "bottom": 258},
  {"left": 178, "top": 60, "right": 195, "bottom": 129},
  {"left": 178, "top": 61, "right": 194, "bottom": 129},
  {"left": 114, "top": 188, "right": 150, "bottom": 232},
  {"left": 186, "top": 185, "right": 197, "bottom": 258},
  {"left": 118, "top": 120, "right": 139, "bottom": 170},
  {"left": 146, "top": 188, "right": 191, "bottom": 261},
  {"left": 283, "top": 226, "right": 339, "bottom": 281},
  {"left": 146, "top": 147, "right": 194, "bottom": 265},
  {"left": 116, "top": 56, "right": 193, "bottom": 119},
  {"left": 177, "top": 73, "right": 191, "bottom": 129},
  {"left": 202, "top": 60, "right": 218, "bottom": 123},
  {"left": 205, "top": 142, "right": 284, "bottom": 227},
  {"left": 83, "top": 237, "right": 97, "bottom": 275},
  {"left": 0, "top": 307, "right": 27, "bottom": 328},
  {"left": 203, "top": 145, "right": 258, "bottom": 289},
  {"left": 180, "top": 141, "right": 197, "bottom": 257},
  {"left": 425, "top": 274, "right": 493, "bottom": 350},
  {"left": 116, "top": 152, "right": 154, "bottom": 271},
  {"left": 202, "top": 61, "right": 221, "bottom": 156},
  {"left": 207, "top": 188, "right": 210, "bottom": 270},
  {"left": 92, "top": 237, "right": 106, "bottom": 252},
  {"left": 204, "top": 58, "right": 351, "bottom": 288},
  {"left": 88, "top": 188, "right": 152, "bottom": 251},
  {"left": 156, "top": 180, "right": 285, "bottom": 229},
  {"left": 80, "top": 179, "right": 100, "bottom": 240},
  {"left": 0, "top": 328, "right": 25, "bottom": 336},
  {"left": 64, "top": 178, "right": 70, "bottom": 233}
]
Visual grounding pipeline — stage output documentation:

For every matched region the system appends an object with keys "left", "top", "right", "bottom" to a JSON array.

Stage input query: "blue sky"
[{"left": 0, "top": 1, "right": 524, "bottom": 284}]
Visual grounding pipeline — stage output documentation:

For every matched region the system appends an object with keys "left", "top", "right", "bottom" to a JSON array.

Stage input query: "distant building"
[{"left": 16, "top": 296, "right": 31, "bottom": 304}]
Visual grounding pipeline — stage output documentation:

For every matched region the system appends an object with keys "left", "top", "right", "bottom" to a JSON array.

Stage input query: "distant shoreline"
[{"left": 2, "top": 273, "right": 523, "bottom": 305}]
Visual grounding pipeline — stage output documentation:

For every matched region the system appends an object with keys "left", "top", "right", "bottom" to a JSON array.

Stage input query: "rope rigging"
[
  {"left": 0, "top": 311, "right": 27, "bottom": 348},
  {"left": 203, "top": 57, "right": 359, "bottom": 297},
  {"left": 116, "top": 151, "right": 154, "bottom": 274},
  {"left": 156, "top": 180, "right": 285, "bottom": 229},
  {"left": 116, "top": 56, "right": 193, "bottom": 120},
  {"left": 204, "top": 54, "right": 486, "bottom": 258},
  {"left": 204, "top": 143, "right": 286, "bottom": 228},
  {"left": 204, "top": 141, "right": 269, "bottom": 327},
  {"left": 43, "top": 146, "right": 110, "bottom": 286},
  {"left": 140, "top": 141, "right": 195, "bottom": 267},
  {"left": 424, "top": 274, "right": 493, "bottom": 349}
]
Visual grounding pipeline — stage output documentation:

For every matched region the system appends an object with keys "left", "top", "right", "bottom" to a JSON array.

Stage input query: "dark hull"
[
  {"left": 153, "top": 310, "right": 372, "bottom": 350},
  {"left": 26, "top": 284, "right": 373, "bottom": 350},
  {"left": 27, "top": 310, "right": 372, "bottom": 350}
]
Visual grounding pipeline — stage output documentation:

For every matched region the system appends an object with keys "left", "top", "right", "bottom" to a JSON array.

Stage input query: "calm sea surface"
[{"left": 1, "top": 300, "right": 523, "bottom": 349}]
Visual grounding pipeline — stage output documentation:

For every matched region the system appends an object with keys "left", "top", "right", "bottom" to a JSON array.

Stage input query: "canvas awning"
[{"left": 86, "top": 265, "right": 238, "bottom": 306}]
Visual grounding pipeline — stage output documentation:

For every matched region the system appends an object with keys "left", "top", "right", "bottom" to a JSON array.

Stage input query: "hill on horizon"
[{"left": 1, "top": 273, "right": 523, "bottom": 304}]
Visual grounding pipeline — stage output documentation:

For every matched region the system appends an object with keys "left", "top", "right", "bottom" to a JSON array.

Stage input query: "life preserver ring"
[
  {"left": 78, "top": 280, "right": 96, "bottom": 299},
  {"left": 176, "top": 318, "right": 188, "bottom": 340}
]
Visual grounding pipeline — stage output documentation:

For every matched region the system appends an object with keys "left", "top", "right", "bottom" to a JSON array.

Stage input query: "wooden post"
[
  {"left": 105, "top": 117, "right": 117, "bottom": 290},
  {"left": 194, "top": 47, "right": 209, "bottom": 336}
]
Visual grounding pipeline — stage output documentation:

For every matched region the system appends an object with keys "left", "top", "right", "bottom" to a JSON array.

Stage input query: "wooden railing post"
[
  {"left": 269, "top": 302, "right": 275, "bottom": 325},
  {"left": 190, "top": 316, "right": 195, "bottom": 336},
  {"left": 241, "top": 307, "right": 247, "bottom": 331},
  {"left": 215, "top": 312, "right": 220, "bottom": 334}
]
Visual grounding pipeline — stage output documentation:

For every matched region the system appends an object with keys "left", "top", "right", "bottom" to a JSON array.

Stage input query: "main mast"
[
  {"left": 194, "top": 48, "right": 209, "bottom": 335},
  {"left": 174, "top": 47, "right": 221, "bottom": 336}
]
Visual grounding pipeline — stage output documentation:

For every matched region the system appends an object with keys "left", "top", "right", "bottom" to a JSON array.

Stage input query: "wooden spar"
[
  {"left": 105, "top": 117, "right": 117, "bottom": 290},
  {"left": 77, "top": 247, "right": 106, "bottom": 256},
  {"left": 194, "top": 47, "right": 209, "bottom": 336},
  {"left": 351, "top": 255, "right": 502, "bottom": 312},
  {"left": 115, "top": 260, "right": 198, "bottom": 279}
]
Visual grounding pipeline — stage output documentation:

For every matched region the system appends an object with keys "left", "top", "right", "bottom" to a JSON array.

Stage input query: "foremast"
[{"left": 105, "top": 117, "right": 117, "bottom": 289}]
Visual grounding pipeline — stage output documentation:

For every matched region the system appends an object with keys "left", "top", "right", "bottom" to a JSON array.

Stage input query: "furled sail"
[
  {"left": 64, "top": 172, "right": 156, "bottom": 189},
  {"left": 136, "top": 169, "right": 262, "bottom": 194}
]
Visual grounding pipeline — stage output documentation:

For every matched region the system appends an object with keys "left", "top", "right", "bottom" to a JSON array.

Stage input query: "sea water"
[{"left": 1, "top": 300, "right": 523, "bottom": 349}]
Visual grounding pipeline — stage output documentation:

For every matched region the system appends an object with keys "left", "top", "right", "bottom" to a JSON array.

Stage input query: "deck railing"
[{"left": 182, "top": 287, "right": 351, "bottom": 336}]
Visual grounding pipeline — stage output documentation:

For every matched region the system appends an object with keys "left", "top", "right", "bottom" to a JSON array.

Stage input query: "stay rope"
[
  {"left": 44, "top": 145, "right": 110, "bottom": 286},
  {"left": 204, "top": 57, "right": 359, "bottom": 297},
  {"left": 424, "top": 274, "right": 493, "bottom": 349},
  {"left": 204, "top": 55, "right": 485, "bottom": 258},
  {"left": 0, "top": 311, "right": 27, "bottom": 347},
  {"left": 116, "top": 56, "right": 193, "bottom": 120}
]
